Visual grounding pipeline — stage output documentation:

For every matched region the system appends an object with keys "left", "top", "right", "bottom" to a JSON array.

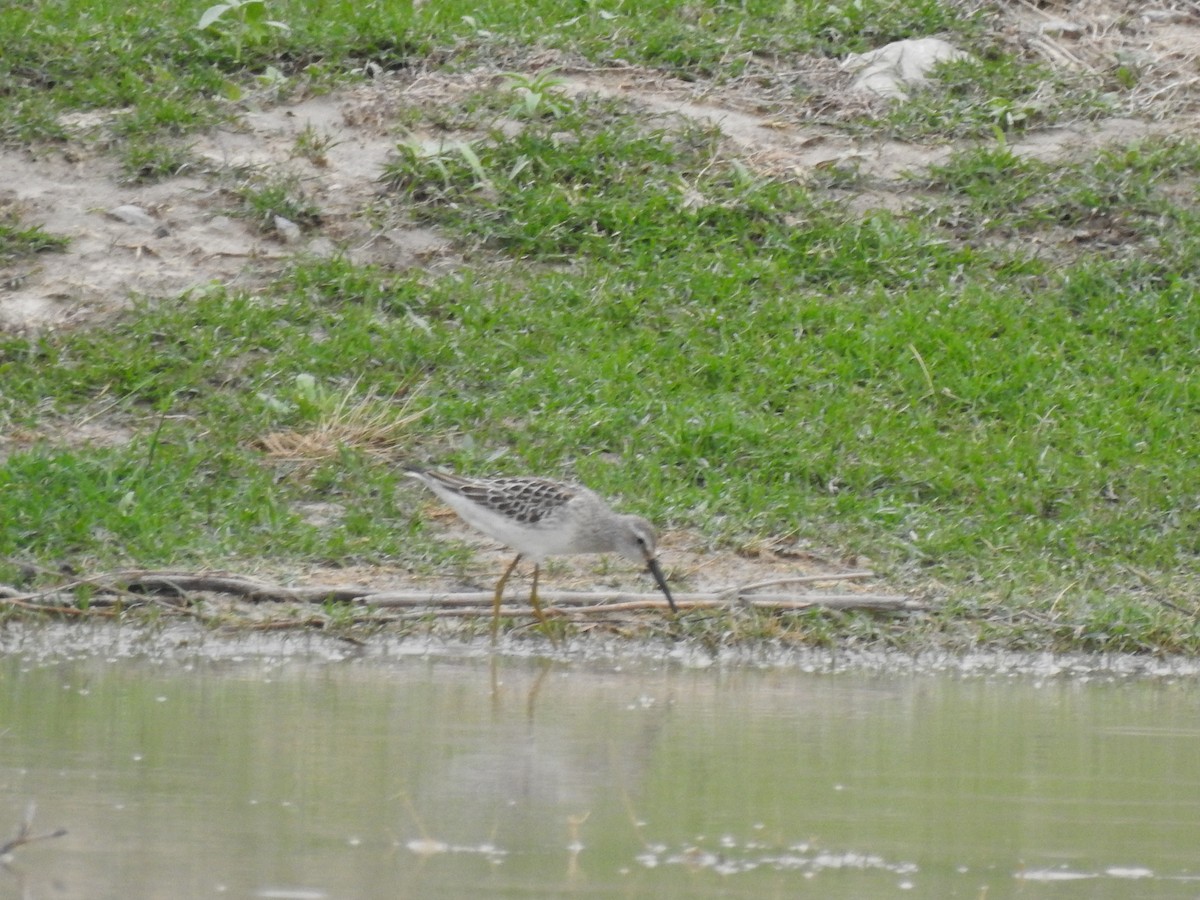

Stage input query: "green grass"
[
  {"left": 231, "top": 174, "right": 323, "bottom": 234},
  {"left": 922, "top": 138, "right": 1200, "bottom": 231},
  {"left": 0, "top": 215, "right": 69, "bottom": 263},
  {"left": 0, "top": 0, "right": 1086, "bottom": 146},
  {"left": 381, "top": 95, "right": 1002, "bottom": 282},
  {"left": 880, "top": 54, "right": 1110, "bottom": 139},
  {"left": 423, "top": 0, "right": 971, "bottom": 72},
  {"left": 119, "top": 140, "right": 198, "bottom": 184},
  {"left": 0, "top": 0, "right": 420, "bottom": 144},
  {"left": 1, "top": 0, "right": 1196, "bottom": 650}
]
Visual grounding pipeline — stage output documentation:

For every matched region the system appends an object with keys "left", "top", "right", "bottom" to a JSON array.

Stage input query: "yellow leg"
[
  {"left": 492, "top": 554, "right": 522, "bottom": 641},
  {"left": 528, "top": 563, "right": 550, "bottom": 630}
]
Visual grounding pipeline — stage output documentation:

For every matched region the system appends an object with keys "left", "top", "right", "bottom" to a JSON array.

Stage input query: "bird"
[{"left": 405, "top": 466, "right": 677, "bottom": 636}]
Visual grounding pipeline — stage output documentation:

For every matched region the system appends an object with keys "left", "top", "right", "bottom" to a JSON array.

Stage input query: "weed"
[
  {"left": 256, "top": 376, "right": 428, "bottom": 468},
  {"left": 502, "top": 70, "right": 570, "bottom": 120},
  {"left": 0, "top": 215, "right": 69, "bottom": 264},
  {"left": 120, "top": 141, "right": 197, "bottom": 184},
  {"left": 232, "top": 175, "right": 322, "bottom": 235},
  {"left": 292, "top": 123, "right": 339, "bottom": 166},
  {"left": 381, "top": 140, "right": 493, "bottom": 202},
  {"left": 198, "top": 0, "right": 291, "bottom": 61},
  {"left": 882, "top": 53, "right": 1109, "bottom": 139}
]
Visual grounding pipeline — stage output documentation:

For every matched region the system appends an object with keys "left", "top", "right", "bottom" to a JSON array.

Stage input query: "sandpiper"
[{"left": 405, "top": 466, "right": 677, "bottom": 635}]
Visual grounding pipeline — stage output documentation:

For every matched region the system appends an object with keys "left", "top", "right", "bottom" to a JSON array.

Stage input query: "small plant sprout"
[
  {"left": 293, "top": 123, "right": 339, "bottom": 166},
  {"left": 503, "top": 70, "right": 570, "bottom": 120},
  {"left": 233, "top": 175, "right": 321, "bottom": 235},
  {"left": 381, "top": 140, "right": 493, "bottom": 199},
  {"left": 197, "top": 0, "right": 290, "bottom": 60}
]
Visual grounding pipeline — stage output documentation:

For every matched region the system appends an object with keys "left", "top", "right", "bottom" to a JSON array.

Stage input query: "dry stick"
[
  {"left": 0, "top": 566, "right": 178, "bottom": 606},
  {"left": 384, "top": 595, "right": 920, "bottom": 619},
  {"left": 716, "top": 571, "right": 875, "bottom": 598},
  {"left": 0, "top": 595, "right": 112, "bottom": 617},
  {"left": 0, "top": 804, "right": 66, "bottom": 858},
  {"left": 1120, "top": 564, "right": 1195, "bottom": 617},
  {"left": 0, "top": 580, "right": 330, "bottom": 615},
  {"left": 0, "top": 580, "right": 100, "bottom": 605},
  {"left": 0, "top": 572, "right": 361, "bottom": 605},
  {"left": 511, "top": 596, "right": 902, "bottom": 614},
  {"left": 1, "top": 569, "right": 916, "bottom": 618},
  {"left": 15, "top": 570, "right": 908, "bottom": 606},
  {"left": 365, "top": 591, "right": 914, "bottom": 609},
  {"left": 115, "top": 572, "right": 370, "bottom": 603},
  {"left": 0, "top": 578, "right": 197, "bottom": 618},
  {"left": 0, "top": 827, "right": 68, "bottom": 857}
]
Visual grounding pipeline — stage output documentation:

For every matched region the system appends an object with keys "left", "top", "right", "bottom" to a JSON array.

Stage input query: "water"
[{"left": 1, "top": 640, "right": 1199, "bottom": 898}]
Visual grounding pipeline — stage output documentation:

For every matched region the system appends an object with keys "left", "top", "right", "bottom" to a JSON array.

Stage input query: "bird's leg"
[
  {"left": 528, "top": 563, "right": 550, "bottom": 630},
  {"left": 492, "top": 554, "right": 522, "bottom": 641}
]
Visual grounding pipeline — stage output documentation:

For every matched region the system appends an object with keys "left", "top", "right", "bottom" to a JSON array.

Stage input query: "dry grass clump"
[{"left": 256, "top": 382, "right": 427, "bottom": 467}]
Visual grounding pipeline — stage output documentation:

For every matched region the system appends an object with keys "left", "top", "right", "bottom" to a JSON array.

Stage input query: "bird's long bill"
[{"left": 645, "top": 556, "right": 678, "bottom": 614}]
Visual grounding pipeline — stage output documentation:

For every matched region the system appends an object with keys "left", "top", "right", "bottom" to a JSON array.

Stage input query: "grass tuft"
[
  {"left": 0, "top": 214, "right": 69, "bottom": 263},
  {"left": 255, "top": 377, "right": 429, "bottom": 468}
]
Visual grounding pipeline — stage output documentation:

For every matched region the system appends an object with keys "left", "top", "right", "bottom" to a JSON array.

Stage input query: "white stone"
[{"left": 842, "top": 38, "right": 970, "bottom": 100}]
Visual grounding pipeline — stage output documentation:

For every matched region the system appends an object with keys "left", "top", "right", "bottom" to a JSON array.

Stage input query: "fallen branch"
[
  {"left": 365, "top": 591, "right": 917, "bottom": 610},
  {"left": 0, "top": 593, "right": 113, "bottom": 618},
  {"left": 365, "top": 595, "right": 921, "bottom": 621},
  {"left": 0, "top": 569, "right": 917, "bottom": 619}
]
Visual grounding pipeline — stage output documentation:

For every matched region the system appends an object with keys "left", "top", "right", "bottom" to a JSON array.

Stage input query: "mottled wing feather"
[{"left": 456, "top": 477, "right": 577, "bottom": 525}]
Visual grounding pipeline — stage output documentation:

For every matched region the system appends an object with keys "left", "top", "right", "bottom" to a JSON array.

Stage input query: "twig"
[
  {"left": 0, "top": 568, "right": 916, "bottom": 620},
  {"left": 716, "top": 571, "right": 875, "bottom": 600},
  {"left": 1121, "top": 564, "right": 1195, "bottom": 617},
  {"left": 0, "top": 595, "right": 111, "bottom": 617},
  {"left": 0, "top": 804, "right": 66, "bottom": 858},
  {"left": 379, "top": 594, "right": 920, "bottom": 618},
  {"left": 365, "top": 589, "right": 913, "bottom": 608}
]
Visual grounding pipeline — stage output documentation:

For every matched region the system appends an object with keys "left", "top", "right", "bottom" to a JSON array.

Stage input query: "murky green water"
[{"left": 1, "top": 637, "right": 1198, "bottom": 898}]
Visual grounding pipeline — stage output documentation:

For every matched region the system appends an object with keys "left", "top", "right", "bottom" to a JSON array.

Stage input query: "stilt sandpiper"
[{"left": 405, "top": 466, "right": 677, "bottom": 636}]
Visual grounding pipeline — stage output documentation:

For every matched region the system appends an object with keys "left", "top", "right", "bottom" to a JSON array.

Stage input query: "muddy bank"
[{"left": 3, "top": 620, "right": 1197, "bottom": 680}]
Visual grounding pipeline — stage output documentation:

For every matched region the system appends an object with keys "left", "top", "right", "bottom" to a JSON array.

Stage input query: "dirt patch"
[{"left": 0, "top": 82, "right": 463, "bottom": 332}]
